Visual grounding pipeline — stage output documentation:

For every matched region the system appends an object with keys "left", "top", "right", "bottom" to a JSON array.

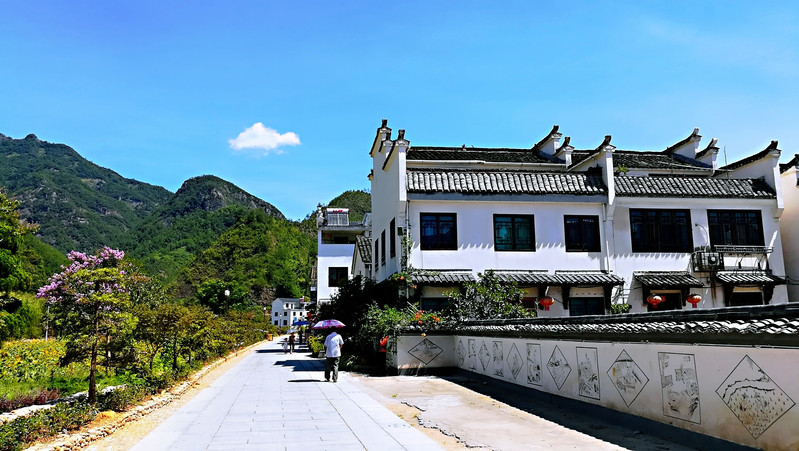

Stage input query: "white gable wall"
[{"left": 780, "top": 165, "right": 799, "bottom": 301}]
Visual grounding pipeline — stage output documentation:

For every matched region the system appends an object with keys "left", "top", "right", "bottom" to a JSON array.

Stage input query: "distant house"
[
  {"left": 271, "top": 297, "right": 308, "bottom": 327},
  {"left": 367, "top": 120, "right": 789, "bottom": 315},
  {"left": 780, "top": 154, "right": 799, "bottom": 301},
  {"left": 313, "top": 207, "right": 369, "bottom": 305}
]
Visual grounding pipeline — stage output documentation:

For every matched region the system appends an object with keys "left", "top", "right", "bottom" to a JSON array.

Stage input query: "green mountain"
[
  {"left": 0, "top": 133, "right": 172, "bottom": 253},
  {"left": 326, "top": 190, "right": 371, "bottom": 223},
  {"left": 126, "top": 175, "right": 286, "bottom": 281},
  {"left": 172, "top": 209, "right": 315, "bottom": 303}
]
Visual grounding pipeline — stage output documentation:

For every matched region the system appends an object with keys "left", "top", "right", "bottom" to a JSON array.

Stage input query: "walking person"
[
  {"left": 323, "top": 329, "right": 344, "bottom": 382},
  {"left": 289, "top": 332, "right": 296, "bottom": 354},
  {"left": 282, "top": 337, "right": 288, "bottom": 354}
]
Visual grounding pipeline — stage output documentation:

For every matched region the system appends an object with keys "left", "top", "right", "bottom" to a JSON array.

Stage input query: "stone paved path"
[{"left": 131, "top": 339, "right": 442, "bottom": 451}]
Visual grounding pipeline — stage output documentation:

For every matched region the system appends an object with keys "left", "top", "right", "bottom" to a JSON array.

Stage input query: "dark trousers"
[{"left": 325, "top": 356, "right": 340, "bottom": 382}]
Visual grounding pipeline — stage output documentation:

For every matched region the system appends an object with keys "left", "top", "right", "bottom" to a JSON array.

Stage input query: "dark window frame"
[
  {"left": 374, "top": 237, "right": 379, "bottom": 270},
  {"left": 564, "top": 215, "right": 601, "bottom": 252},
  {"left": 390, "top": 218, "right": 397, "bottom": 258},
  {"left": 420, "top": 213, "right": 458, "bottom": 250},
  {"left": 327, "top": 267, "right": 348, "bottom": 288},
  {"left": 630, "top": 209, "right": 693, "bottom": 253},
  {"left": 707, "top": 210, "right": 765, "bottom": 247},
  {"left": 380, "top": 230, "right": 386, "bottom": 265},
  {"left": 493, "top": 214, "right": 535, "bottom": 252}
]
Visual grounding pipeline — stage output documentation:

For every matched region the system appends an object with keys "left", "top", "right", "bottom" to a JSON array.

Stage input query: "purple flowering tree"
[{"left": 37, "top": 247, "right": 137, "bottom": 403}]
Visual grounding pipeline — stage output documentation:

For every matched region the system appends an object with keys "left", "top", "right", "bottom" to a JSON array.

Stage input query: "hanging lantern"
[
  {"left": 539, "top": 296, "right": 555, "bottom": 311},
  {"left": 687, "top": 294, "right": 701, "bottom": 308},
  {"left": 646, "top": 294, "right": 663, "bottom": 309}
]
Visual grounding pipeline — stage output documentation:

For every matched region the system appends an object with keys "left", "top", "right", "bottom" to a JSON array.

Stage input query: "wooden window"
[
  {"left": 708, "top": 210, "right": 764, "bottom": 246},
  {"left": 493, "top": 214, "right": 534, "bottom": 251},
  {"left": 420, "top": 213, "right": 457, "bottom": 250},
  {"left": 630, "top": 209, "right": 692, "bottom": 252},
  {"left": 564, "top": 215, "right": 600, "bottom": 252}
]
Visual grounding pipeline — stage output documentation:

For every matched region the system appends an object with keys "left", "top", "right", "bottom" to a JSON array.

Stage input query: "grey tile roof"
[
  {"left": 553, "top": 272, "right": 624, "bottom": 285},
  {"left": 614, "top": 176, "right": 776, "bottom": 199},
  {"left": 715, "top": 271, "right": 786, "bottom": 285},
  {"left": 780, "top": 154, "right": 799, "bottom": 174},
  {"left": 613, "top": 151, "right": 711, "bottom": 170},
  {"left": 406, "top": 169, "right": 607, "bottom": 195},
  {"left": 355, "top": 235, "right": 371, "bottom": 264},
  {"left": 634, "top": 271, "right": 703, "bottom": 287},
  {"left": 720, "top": 140, "right": 779, "bottom": 171},
  {"left": 407, "top": 147, "right": 556, "bottom": 164},
  {"left": 413, "top": 270, "right": 475, "bottom": 285},
  {"left": 493, "top": 271, "right": 622, "bottom": 285}
]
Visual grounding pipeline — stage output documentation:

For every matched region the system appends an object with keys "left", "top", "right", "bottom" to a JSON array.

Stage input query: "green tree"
[
  {"left": 0, "top": 189, "right": 35, "bottom": 300},
  {"left": 445, "top": 270, "right": 534, "bottom": 321},
  {"left": 37, "top": 247, "right": 138, "bottom": 403}
]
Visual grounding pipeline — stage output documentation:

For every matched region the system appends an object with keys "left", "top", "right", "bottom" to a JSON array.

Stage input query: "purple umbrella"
[{"left": 311, "top": 319, "right": 346, "bottom": 330}]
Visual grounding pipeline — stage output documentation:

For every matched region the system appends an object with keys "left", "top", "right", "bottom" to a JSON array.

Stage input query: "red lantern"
[
  {"left": 539, "top": 296, "right": 555, "bottom": 311},
  {"left": 646, "top": 294, "right": 663, "bottom": 309},
  {"left": 687, "top": 294, "right": 701, "bottom": 308}
]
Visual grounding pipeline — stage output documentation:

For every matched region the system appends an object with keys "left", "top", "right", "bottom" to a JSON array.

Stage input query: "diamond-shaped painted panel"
[
  {"left": 547, "top": 345, "right": 571, "bottom": 390},
  {"left": 408, "top": 338, "right": 443, "bottom": 365},
  {"left": 507, "top": 343, "right": 523, "bottom": 380},
  {"left": 456, "top": 339, "right": 466, "bottom": 367},
  {"left": 607, "top": 350, "right": 649, "bottom": 407},
  {"left": 716, "top": 355, "right": 795, "bottom": 439},
  {"left": 479, "top": 341, "right": 491, "bottom": 371}
]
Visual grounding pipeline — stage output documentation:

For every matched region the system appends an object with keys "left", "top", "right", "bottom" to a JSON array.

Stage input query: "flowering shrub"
[{"left": 36, "top": 247, "right": 137, "bottom": 403}]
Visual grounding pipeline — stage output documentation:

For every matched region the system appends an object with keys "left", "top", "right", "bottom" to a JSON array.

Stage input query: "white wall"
[
  {"left": 371, "top": 138, "right": 405, "bottom": 282},
  {"left": 392, "top": 333, "right": 799, "bottom": 450},
  {"left": 316, "top": 244, "right": 354, "bottom": 304},
  {"left": 781, "top": 166, "right": 799, "bottom": 301}
]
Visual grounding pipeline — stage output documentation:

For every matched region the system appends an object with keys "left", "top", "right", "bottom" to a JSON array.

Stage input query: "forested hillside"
[
  {"left": 0, "top": 133, "right": 171, "bottom": 253},
  {"left": 172, "top": 210, "right": 316, "bottom": 303}
]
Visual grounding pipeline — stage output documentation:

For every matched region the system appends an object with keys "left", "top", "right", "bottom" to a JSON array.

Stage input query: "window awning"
[
  {"left": 413, "top": 270, "right": 475, "bottom": 285},
  {"left": 715, "top": 272, "right": 786, "bottom": 285},
  {"left": 494, "top": 271, "right": 623, "bottom": 286},
  {"left": 634, "top": 271, "right": 703, "bottom": 288}
]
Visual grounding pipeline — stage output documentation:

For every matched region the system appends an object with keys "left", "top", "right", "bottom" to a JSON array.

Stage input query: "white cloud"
[{"left": 229, "top": 123, "right": 300, "bottom": 155}]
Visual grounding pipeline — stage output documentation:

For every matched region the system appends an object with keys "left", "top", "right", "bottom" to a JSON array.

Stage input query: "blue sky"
[{"left": 1, "top": 1, "right": 797, "bottom": 220}]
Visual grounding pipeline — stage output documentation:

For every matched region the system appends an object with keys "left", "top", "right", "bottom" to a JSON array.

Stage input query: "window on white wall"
[
  {"left": 494, "top": 214, "right": 534, "bottom": 251},
  {"left": 420, "top": 213, "right": 457, "bottom": 250}
]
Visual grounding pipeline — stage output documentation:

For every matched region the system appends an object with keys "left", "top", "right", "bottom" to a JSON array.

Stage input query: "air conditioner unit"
[{"left": 692, "top": 252, "right": 724, "bottom": 272}]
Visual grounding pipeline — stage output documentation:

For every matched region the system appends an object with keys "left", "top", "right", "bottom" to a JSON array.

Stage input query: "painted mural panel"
[
  {"left": 493, "top": 340, "right": 504, "bottom": 377},
  {"left": 456, "top": 339, "right": 466, "bottom": 367},
  {"left": 526, "top": 343, "right": 543, "bottom": 386},
  {"left": 547, "top": 345, "right": 572, "bottom": 390},
  {"left": 607, "top": 350, "right": 649, "bottom": 407},
  {"left": 507, "top": 343, "right": 523, "bottom": 380},
  {"left": 658, "top": 352, "right": 701, "bottom": 423},
  {"left": 577, "top": 347, "right": 600, "bottom": 400},
  {"left": 408, "top": 338, "right": 443, "bottom": 364},
  {"left": 716, "top": 355, "right": 795, "bottom": 439},
  {"left": 468, "top": 339, "right": 476, "bottom": 370},
  {"left": 479, "top": 340, "right": 491, "bottom": 371}
]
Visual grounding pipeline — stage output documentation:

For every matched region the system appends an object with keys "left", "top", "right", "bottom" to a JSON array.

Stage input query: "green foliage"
[
  {"left": 37, "top": 248, "right": 138, "bottom": 403},
  {"left": 307, "top": 335, "right": 324, "bottom": 354},
  {"left": 174, "top": 210, "right": 315, "bottom": 303},
  {"left": 195, "top": 279, "right": 248, "bottom": 314},
  {"left": 0, "top": 190, "right": 34, "bottom": 300},
  {"left": 0, "top": 294, "right": 44, "bottom": 342},
  {"left": 445, "top": 270, "right": 535, "bottom": 321},
  {"left": 0, "top": 401, "right": 97, "bottom": 451},
  {"left": 611, "top": 303, "right": 631, "bottom": 314},
  {"left": 97, "top": 383, "right": 151, "bottom": 412},
  {"left": 0, "top": 134, "right": 172, "bottom": 254}
]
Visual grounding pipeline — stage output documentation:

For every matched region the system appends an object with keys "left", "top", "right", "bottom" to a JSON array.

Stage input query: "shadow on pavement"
[
  {"left": 287, "top": 379, "right": 323, "bottom": 383},
  {"left": 273, "top": 359, "right": 324, "bottom": 371},
  {"left": 444, "top": 371, "right": 755, "bottom": 451}
]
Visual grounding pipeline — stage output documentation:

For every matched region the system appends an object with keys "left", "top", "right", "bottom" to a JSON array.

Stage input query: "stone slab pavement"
[{"left": 131, "top": 338, "right": 443, "bottom": 451}]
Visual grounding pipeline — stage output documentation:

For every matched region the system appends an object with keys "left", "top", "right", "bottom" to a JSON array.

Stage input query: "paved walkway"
[{"left": 131, "top": 338, "right": 443, "bottom": 451}]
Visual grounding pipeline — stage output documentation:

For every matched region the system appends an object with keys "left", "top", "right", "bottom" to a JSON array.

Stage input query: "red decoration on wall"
[
  {"left": 687, "top": 294, "right": 701, "bottom": 308},
  {"left": 539, "top": 296, "right": 555, "bottom": 311},
  {"left": 646, "top": 294, "right": 663, "bottom": 309}
]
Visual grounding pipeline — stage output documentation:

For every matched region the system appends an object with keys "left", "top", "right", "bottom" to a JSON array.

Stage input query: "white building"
[
  {"left": 271, "top": 297, "right": 308, "bottom": 327},
  {"left": 368, "top": 120, "right": 789, "bottom": 315},
  {"left": 313, "top": 207, "right": 369, "bottom": 305},
  {"left": 780, "top": 154, "right": 799, "bottom": 301}
]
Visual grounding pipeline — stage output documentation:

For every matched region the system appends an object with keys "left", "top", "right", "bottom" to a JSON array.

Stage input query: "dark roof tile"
[
  {"left": 716, "top": 271, "right": 785, "bottom": 285},
  {"left": 615, "top": 176, "right": 775, "bottom": 199},
  {"left": 634, "top": 271, "right": 703, "bottom": 287},
  {"left": 407, "top": 147, "right": 555, "bottom": 164},
  {"left": 355, "top": 235, "right": 371, "bottom": 264},
  {"left": 407, "top": 169, "right": 606, "bottom": 195}
]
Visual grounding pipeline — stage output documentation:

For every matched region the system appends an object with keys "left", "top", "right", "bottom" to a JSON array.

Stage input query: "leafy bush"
[
  {"left": 307, "top": 335, "right": 324, "bottom": 354},
  {"left": 0, "top": 401, "right": 97, "bottom": 451},
  {"left": 0, "top": 389, "right": 60, "bottom": 414},
  {"left": 98, "top": 384, "right": 151, "bottom": 412}
]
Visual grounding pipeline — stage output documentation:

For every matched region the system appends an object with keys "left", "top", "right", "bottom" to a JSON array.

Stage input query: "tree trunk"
[{"left": 89, "top": 337, "right": 98, "bottom": 404}]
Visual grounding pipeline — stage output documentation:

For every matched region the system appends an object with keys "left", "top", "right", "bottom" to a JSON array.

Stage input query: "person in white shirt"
[{"left": 323, "top": 330, "right": 344, "bottom": 382}]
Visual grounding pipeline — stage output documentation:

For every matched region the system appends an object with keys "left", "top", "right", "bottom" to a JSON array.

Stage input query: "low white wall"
[{"left": 392, "top": 333, "right": 798, "bottom": 450}]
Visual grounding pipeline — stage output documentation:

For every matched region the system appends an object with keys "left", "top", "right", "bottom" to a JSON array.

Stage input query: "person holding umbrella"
[{"left": 323, "top": 327, "right": 345, "bottom": 382}]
